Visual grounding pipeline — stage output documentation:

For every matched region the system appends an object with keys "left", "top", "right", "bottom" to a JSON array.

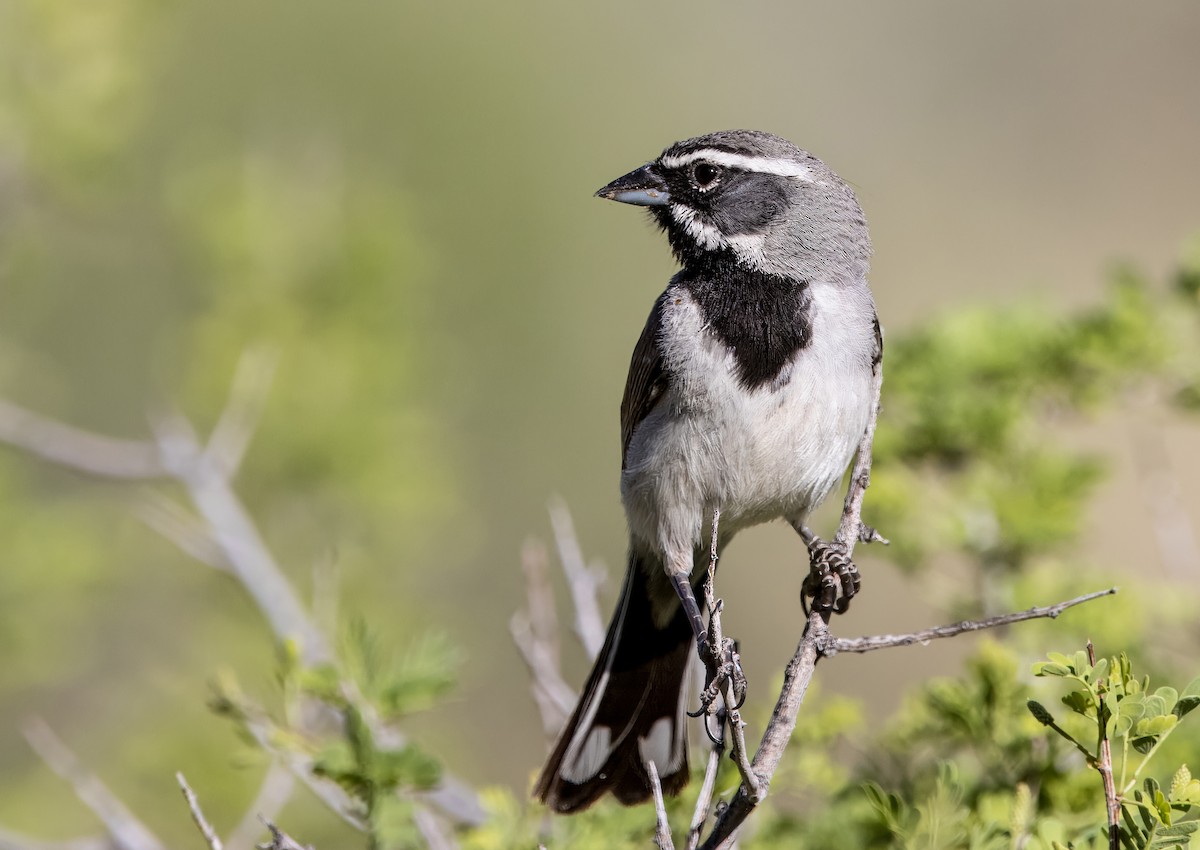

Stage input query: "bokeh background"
[{"left": 1, "top": 0, "right": 1199, "bottom": 844}]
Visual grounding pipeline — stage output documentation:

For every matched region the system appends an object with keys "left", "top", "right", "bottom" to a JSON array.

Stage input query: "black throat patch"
[{"left": 677, "top": 258, "right": 813, "bottom": 390}]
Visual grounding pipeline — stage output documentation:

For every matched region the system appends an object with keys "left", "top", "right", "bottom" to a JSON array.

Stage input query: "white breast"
[{"left": 621, "top": 280, "right": 876, "bottom": 558}]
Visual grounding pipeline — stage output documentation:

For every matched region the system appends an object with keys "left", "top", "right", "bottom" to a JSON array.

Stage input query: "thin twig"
[
  {"left": 1089, "top": 641, "right": 1121, "bottom": 850},
  {"left": 548, "top": 498, "right": 607, "bottom": 659},
  {"left": 149, "top": 410, "right": 334, "bottom": 666},
  {"left": 0, "top": 827, "right": 108, "bottom": 850},
  {"left": 511, "top": 538, "right": 577, "bottom": 735},
  {"left": 23, "top": 718, "right": 165, "bottom": 850},
  {"left": 257, "top": 820, "right": 311, "bottom": 850},
  {"left": 828, "top": 589, "right": 1118, "bottom": 655},
  {"left": 175, "top": 773, "right": 223, "bottom": 850},
  {"left": 227, "top": 763, "right": 296, "bottom": 850},
  {"left": 648, "top": 762, "right": 676, "bottom": 850},
  {"left": 686, "top": 716, "right": 725, "bottom": 850},
  {"left": 704, "top": 509, "right": 761, "bottom": 801},
  {"left": 207, "top": 348, "right": 278, "bottom": 477},
  {"left": 136, "top": 491, "right": 229, "bottom": 571},
  {"left": 0, "top": 399, "right": 165, "bottom": 478},
  {"left": 0, "top": 373, "right": 486, "bottom": 829},
  {"left": 413, "top": 806, "right": 459, "bottom": 850}
]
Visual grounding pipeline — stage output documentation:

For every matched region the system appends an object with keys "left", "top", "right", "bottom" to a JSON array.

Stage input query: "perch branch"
[
  {"left": 697, "top": 508, "right": 760, "bottom": 800},
  {"left": 702, "top": 359, "right": 882, "bottom": 849}
]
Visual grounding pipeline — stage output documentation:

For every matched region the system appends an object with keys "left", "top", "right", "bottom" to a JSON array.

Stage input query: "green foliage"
[
  {"left": 1028, "top": 648, "right": 1200, "bottom": 849},
  {"left": 869, "top": 274, "right": 1180, "bottom": 574},
  {"left": 212, "top": 622, "right": 460, "bottom": 850}
]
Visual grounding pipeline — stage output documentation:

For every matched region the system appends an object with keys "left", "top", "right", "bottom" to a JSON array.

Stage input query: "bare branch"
[
  {"left": 0, "top": 369, "right": 486, "bottom": 830},
  {"left": 23, "top": 718, "right": 165, "bottom": 850},
  {"left": 175, "top": 773, "right": 223, "bottom": 850},
  {"left": 136, "top": 492, "right": 229, "bottom": 571},
  {"left": 548, "top": 498, "right": 607, "bottom": 659},
  {"left": 1088, "top": 641, "right": 1121, "bottom": 850},
  {"left": 828, "top": 589, "right": 1118, "bottom": 655},
  {"left": 412, "top": 807, "right": 459, "bottom": 850},
  {"left": 686, "top": 722, "right": 725, "bottom": 850},
  {"left": 697, "top": 510, "right": 761, "bottom": 803},
  {"left": 227, "top": 763, "right": 295, "bottom": 850},
  {"left": 511, "top": 539, "right": 577, "bottom": 735},
  {"left": 207, "top": 348, "right": 278, "bottom": 477},
  {"left": 0, "top": 399, "right": 164, "bottom": 478},
  {"left": 256, "top": 820, "right": 311, "bottom": 850},
  {"left": 647, "top": 762, "right": 676, "bottom": 850},
  {"left": 148, "top": 410, "right": 334, "bottom": 666},
  {"left": 0, "top": 827, "right": 108, "bottom": 850}
]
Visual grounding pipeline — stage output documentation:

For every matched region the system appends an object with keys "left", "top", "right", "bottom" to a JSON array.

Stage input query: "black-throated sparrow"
[{"left": 535, "top": 130, "right": 880, "bottom": 813}]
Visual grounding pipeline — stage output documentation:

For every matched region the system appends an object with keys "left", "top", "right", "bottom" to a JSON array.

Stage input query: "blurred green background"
[{"left": 1, "top": 0, "right": 1199, "bottom": 845}]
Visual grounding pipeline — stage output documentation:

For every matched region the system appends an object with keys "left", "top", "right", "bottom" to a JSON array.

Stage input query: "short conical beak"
[{"left": 595, "top": 163, "right": 670, "bottom": 207}]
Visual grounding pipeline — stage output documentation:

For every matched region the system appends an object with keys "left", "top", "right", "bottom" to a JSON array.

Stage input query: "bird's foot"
[
  {"left": 689, "top": 632, "right": 747, "bottom": 730},
  {"left": 803, "top": 536, "right": 860, "bottom": 615}
]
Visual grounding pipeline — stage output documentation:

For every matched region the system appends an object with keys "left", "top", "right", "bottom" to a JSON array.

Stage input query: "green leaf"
[
  {"left": 1062, "top": 689, "right": 1097, "bottom": 717},
  {"left": 295, "top": 663, "right": 343, "bottom": 702},
  {"left": 374, "top": 743, "right": 443, "bottom": 791},
  {"left": 1147, "top": 820, "right": 1199, "bottom": 850},
  {"left": 371, "top": 796, "right": 421, "bottom": 850},
  {"left": 1034, "top": 662, "right": 1071, "bottom": 678},
  {"left": 1174, "top": 677, "right": 1200, "bottom": 719},
  {"left": 1155, "top": 687, "right": 1179, "bottom": 715},
  {"left": 1135, "top": 715, "right": 1179, "bottom": 738}
]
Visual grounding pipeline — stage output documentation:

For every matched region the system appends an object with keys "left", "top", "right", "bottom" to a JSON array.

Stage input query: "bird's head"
[{"left": 597, "top": 129, "right": 870, "bottom": 281}]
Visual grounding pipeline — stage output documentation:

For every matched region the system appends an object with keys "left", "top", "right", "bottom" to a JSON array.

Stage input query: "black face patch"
[
  {"left": 675, "top": 257, "right": 812, "bottom": 390},
  {"left": 710, "top": 172, "right": 788, "bottom": 236}
]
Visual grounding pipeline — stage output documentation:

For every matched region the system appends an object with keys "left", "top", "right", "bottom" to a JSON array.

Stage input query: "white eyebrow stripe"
[{"left": 659, "top": 149, "right": 814, "bottom": 180}]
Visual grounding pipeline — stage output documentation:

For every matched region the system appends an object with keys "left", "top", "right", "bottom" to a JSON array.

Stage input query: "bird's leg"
[
  {"left": 667, "top": 567, "right": 742, "bottom": 720},
  {"left": 669, "top": 513, "right": 748, "bottom": 727},
  {"left": 795, "top": 524, "right": 861, "bottom": 615}
]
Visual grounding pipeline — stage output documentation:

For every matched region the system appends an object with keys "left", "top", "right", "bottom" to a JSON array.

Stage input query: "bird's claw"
[
  {"left": 803, "top": 537, "right": 860, "bottom": 615},
  {"left": 688, "top": 634, "right": 747, "bottom": 737}
]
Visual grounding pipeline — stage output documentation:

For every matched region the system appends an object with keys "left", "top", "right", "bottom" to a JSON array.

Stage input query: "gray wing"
[{"left": 620, "top": 294, "right": 669, "bottom": 469}]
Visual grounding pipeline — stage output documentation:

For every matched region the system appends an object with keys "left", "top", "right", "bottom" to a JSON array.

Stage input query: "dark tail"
[{"left": 534, "top": 551, "right": 696, "bottom": 813}]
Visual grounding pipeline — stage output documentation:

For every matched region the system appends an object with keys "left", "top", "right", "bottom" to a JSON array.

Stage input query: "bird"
[{"left": 534, "top": 130, "right": 881, "bottom": 813}]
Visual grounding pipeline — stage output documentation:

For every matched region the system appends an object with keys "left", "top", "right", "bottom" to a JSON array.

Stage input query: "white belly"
[{"left": 621, "top": 281, "right": 875, "bottom": 557}]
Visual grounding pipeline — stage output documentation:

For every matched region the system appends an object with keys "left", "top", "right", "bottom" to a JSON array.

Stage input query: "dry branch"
[
  {"left": 23, "top": 718, "right": 165, "bottom": 850},
  {"left": 176, "top": 773, "right": 223, "bottom": 850}
]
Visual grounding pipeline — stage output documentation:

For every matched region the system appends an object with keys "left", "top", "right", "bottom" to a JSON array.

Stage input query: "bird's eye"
[{"left": 692, "top": 162, "right": 721, "bottom": 188}]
